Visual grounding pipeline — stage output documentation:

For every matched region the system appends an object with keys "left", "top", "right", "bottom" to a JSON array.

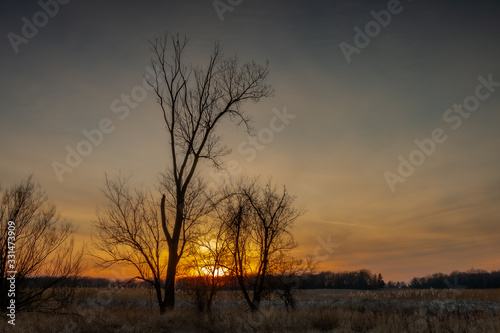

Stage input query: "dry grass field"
[{"left": 1, "top": 288, "right": 499, "bottom": 332}]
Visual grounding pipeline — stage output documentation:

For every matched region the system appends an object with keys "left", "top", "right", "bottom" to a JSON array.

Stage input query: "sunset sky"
[{"left": 1, "top": 0, "right": 499, "bottom": 282}]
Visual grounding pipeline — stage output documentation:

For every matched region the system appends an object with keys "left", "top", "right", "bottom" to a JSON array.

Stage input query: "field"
[{"left": 1, "top": 289, "right": 499, "bottom": 332}]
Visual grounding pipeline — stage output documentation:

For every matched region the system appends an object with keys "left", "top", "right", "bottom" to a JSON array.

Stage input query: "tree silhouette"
[
  {"left": 92, "top": 174, "right": 168, "bottom": 313},
  {"left": 0, "top": 175, "right": 82, "bottom": 312},
  {"left": 146, "top": 33, "right": 273, "bottom": 310},
  {"left": 214, "top": 179, "right": 301, "bottom": 311}
]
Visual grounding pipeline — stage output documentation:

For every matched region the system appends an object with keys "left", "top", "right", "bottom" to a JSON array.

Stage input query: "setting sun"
[{"left": 200, "top": 266, "right": 228, "bottom": 277}]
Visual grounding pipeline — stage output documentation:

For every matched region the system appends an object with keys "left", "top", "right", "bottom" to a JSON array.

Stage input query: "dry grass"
[{"left": 1, "top": 289, "right": 499, "bottom": 332}]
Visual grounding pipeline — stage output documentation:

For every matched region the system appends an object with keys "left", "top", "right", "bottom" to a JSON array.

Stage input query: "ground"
[{"left": 1, "top": 289, "right": 499, "bottom": 332}]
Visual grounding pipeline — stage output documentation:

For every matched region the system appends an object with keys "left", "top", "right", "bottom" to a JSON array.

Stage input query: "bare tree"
[
  {"left": 0, "top": 175, "right": 83, "bottom": 312},
  {"left": 268, "top": 254, "right": 316, "bottom": 310},
  {"left": 92, "top": 174, "right": 168, "bottom": 313},
  {"left": 147, "top": 33, "right": 273, "bottom": 309},
  {"left": 215, "top": 179, "right": 301, "bottom": 311}
]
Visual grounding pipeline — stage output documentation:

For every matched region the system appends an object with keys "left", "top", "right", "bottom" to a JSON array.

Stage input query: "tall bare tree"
[
  {"left": 147, "top": 33, "right": 273, "bottom": 309},
  {"left": 0, "top": 175, "right": 82, "bottom": 311}
]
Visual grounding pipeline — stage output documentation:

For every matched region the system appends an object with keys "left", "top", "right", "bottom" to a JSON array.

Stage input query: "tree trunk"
[
  {"left": 163, "top": 244, "right": 178, "bottom": 309},
  {"left": 162, "top": 202, "right": 184, "bottom": 310},
  {"left": 155, "top": 281, "right": 165, "bottom": 314},
  {"left": 236, "top": 273, "right": 258, "bottom": 312},
  {"left": 252, "top": 230, "right": 270, "bottom": 309}
]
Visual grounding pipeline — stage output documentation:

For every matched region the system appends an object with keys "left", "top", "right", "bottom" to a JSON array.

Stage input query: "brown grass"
[{"left": 1, "top": 289, "right": 499, "bottom": 332}]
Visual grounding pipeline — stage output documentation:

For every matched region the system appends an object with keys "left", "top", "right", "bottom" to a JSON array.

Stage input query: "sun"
[{"left": 200, "top": 266, "right": 228, "bottom": 277}]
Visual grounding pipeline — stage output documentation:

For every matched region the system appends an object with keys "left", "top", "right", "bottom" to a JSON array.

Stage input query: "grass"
[{"left": 1, "top": 289, "right": 499, "bottom": 332}]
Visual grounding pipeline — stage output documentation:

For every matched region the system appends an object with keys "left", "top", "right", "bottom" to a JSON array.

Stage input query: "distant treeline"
[
  {"left": 24, "top": 268, "right": 500, "bottom": 290},
  {"left": 299, "top": 269, "right": 386, "bottom": 290},
  {"left": 24, "top": 276, "right": 145, "bottom": 289},
  {"left": 303, "top": 269, "right": 500, "bottom": 290},
  {"left": 24, "top": 269, "right": 387, "bottom": 291},
  {"left": 408, "top": 269, "right": 500, "bottom": 289}
]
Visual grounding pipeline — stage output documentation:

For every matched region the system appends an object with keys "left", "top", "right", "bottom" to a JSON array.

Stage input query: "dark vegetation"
[
  {"left": 408, "top": 268, "right": 500, "bottom": 289},
  {"left": 23, "top": 268, "right": 500, "bottom": 291}
]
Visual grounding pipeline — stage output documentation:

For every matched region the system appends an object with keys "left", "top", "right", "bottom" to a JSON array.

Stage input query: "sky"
[{"left": 1, "top": 0, "right": 499, "bottom": 282}]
